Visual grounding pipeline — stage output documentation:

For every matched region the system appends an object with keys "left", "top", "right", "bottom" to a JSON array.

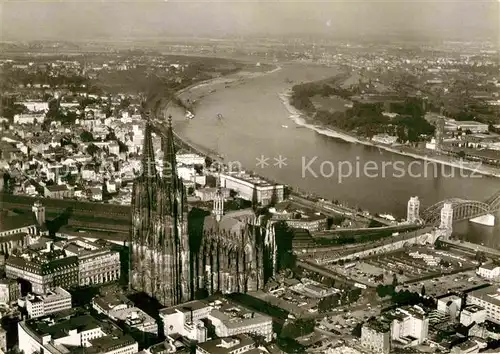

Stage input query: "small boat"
[
  {"left": 379, "top": 213, "right": 396, "bottom": 221},
  {"left": 282, "top": 125, "right": 288, "bottom": 128}
]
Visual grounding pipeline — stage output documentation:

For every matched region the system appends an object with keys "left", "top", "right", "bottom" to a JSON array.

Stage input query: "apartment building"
[
  {"left": 361, "top": 319, "right": 390, "bottom": 354},
  {"left": 467, "top": 285, "right": 500, "bottom": 324}
]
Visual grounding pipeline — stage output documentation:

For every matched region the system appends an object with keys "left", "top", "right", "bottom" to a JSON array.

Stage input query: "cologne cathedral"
[{"left": 130, "top": 113, "right": 276, "bottom": 306}]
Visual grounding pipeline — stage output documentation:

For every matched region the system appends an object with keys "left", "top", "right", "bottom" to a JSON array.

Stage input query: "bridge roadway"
[
  {"left": 296, "top": 260, "right": 356, "bottom": 287},
  {"left": 289, "top": 194, "right": 393, "bottom": 226},
  {"left": 312, "top": 224, "right": 420, "bottom": 240},
  {"left": 441, "top": 239, "right": 500, "bottom": 259}
]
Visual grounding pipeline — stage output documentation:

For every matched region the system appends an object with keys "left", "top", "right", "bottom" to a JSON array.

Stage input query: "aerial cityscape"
[{"left": 1, "top": 1, "right": 500, "bottom": 354}]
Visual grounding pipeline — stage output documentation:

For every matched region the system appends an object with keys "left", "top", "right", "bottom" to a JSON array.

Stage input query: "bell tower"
[{"left": 32, "top": 200, "right": 45, "bottom": 226}]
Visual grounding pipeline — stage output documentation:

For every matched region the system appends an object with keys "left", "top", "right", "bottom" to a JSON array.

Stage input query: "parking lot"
[
  {"left": 398, "top": 270, "right": 489, "bottom": 297},
  {"left": 316, "top": 305, "right": 381, "bottom": 335}
]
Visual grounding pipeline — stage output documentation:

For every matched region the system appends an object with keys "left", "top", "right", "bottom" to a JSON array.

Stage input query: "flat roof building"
[
  {"left": 388, "top": 306, "right": 429, "bottom": 346},
  {"left": 92, "top": 294, "right": 131, "bottom": 316},
  {"left": 25, "top": 287, "right": 72, "bottom": 319},
  {"left": 361, "top": 318, "right": 390, "bottom": 354},
  {"left": 477, "top": 263, "right": 500, "bottom": 280},
  {"left": 18, "top": 311, "right": 138, "bottom": 354},
  {"left": 467, "top": 285, "right": 500, "bottom": 324},
  {"left": 460, "top": 304, "right": 486, "bottom": 327},
  {"left": 160, "top": 298, "right": 273, "bottom": 344},
  {"left": 207, "top": 300, "right": 273, "bottom": 342},
  {"left": 445, "top": 120, "right": 489, "bottom": 133},
  {"left": 220, "top": 172, "right": 284, "bottom": 206},
  {"left": 196, "top": 334, "right": 265, "bottom": 354},
  {"left": 160, "top": 300, "right": 211, "bottom": 343},
  {"left": 108, "top": 307, "right": 158, "bottom": 335}
]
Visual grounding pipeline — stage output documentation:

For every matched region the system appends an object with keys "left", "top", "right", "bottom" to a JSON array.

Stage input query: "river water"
[{"left": 166, "top": 63, "right": 500, "bottom": 248}]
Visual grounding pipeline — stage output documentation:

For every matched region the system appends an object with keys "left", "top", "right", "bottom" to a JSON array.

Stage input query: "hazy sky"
[{"left": 1, "top": 0, "right": 498, "bottom": 42}]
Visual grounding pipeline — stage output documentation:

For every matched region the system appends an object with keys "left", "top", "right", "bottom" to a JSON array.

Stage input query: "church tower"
[
  {"left": 213, "top": 190, "right": 224, "bottom": 222},
  {"left": 213, "top": 171, "right": 224, "bottom": 222},
  {"left": 32, "top": 200, "right": 46, "bottom": 226},
  {"left": 129, "top": 111, "right": 191, "bottom": 306}
]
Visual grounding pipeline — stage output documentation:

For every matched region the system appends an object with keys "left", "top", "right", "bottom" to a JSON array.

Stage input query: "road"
[
  {"left": 289, "top": 194, "right": 393, "bottom": 226},
  {"left": 297, "top": 260, "right": 356, "bottom": 287}
]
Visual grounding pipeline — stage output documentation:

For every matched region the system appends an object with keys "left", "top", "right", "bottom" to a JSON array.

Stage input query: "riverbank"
[
  {"left": 168, "top": 64, "right": 283, "bottom": 158},
  {"left": 279, "top": 89, "right": 500, "bottom": 178},
  {"left": 178, "top": 64, "right": 282, "bottom": 97}
]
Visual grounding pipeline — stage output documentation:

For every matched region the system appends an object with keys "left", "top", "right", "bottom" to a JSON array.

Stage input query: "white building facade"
[
  {"left": 220, "top": 173, "right": 284, "bottom": 206},
  {"left": 25, "top": 287, "right": 72, "bottom": 318},
  {"left": 407, "top": 196, "right": 420, "bottom": 223}
]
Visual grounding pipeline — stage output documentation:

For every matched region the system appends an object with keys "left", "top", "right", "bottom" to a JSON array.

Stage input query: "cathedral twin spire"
[
  {"left": 141, "top": 107, "right": 222, "bottom": 221},
  {"left": 140, "top": 109, "right": 177, "bottom": 184},
  {"left": 163, "top": 115, "right": 177, "bottom": 188},
  {"left": 131, "top": 107, "right": 191, "bottom": 306},
  {"left": 213, "top": 163, "right": 224, "bottom": 222},
  {"left": 141, "top": 110, "right": 157, "bottom": 179}
]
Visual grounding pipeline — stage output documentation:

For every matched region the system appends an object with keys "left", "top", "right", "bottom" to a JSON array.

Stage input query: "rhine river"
[{"left": 166, "top": 63, "right": 500, "bottom": 248}]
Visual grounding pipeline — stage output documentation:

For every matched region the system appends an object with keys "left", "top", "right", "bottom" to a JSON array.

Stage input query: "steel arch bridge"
[
  {"left": 485, "top": 190, "right": 500, "bottom": 211},
  {"left": 422, "top": 192, "right": 500, "bottom": 225}
]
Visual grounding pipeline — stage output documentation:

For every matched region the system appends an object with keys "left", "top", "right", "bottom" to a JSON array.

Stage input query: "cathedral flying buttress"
[{"left": 191, "top": 185, "right": 272, "bottom": 296}]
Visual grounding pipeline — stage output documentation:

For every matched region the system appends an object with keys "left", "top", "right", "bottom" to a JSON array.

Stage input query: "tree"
[
  {"left": 318, "top": 294, "right": 340, "bottom": 313},
  {"left": 276, "top": 338, "right": 305, "bottom": 354},
  {"left": 103, "top": 105, "right": 113, "bottom": 118},
  {"left": 475, "top": 251, "right": 487, "bottom": 263},
  {"left": 280, "top": 319, "right": 315, "bottom": 339},
  {"left": 421, "top": 285, "right": 426, "bottom": 296},
  {"left": 229, "top": 189, "right": 238, "bottom": 198},
  {"left": 270, "top": 186, "right": 278, "bottom": 207},
  {"left": 62, "top": 173, "right": 77, "bottom": 186},
  {"left": 86, "top": 143, "right": 100, "bottom": 156},
  {"left": 351, "top": 323, "right": 363, "bottom": 337},
  {"left": 392, "top": 290, "right": 421, "bottom": 306},
  {"left": 392, "top": 274, "right": 398, "bottom": 287},
  {"left": 118, "top": 140, "right": 128, "bottom": 153},
  {"left": 80, "top": 131, "right": 94, "bottom": 142},
  {"left": 348, "top": 288, "right": 362, "bottom": 303},
  {"left": 252, "top": 187, "right": 259, "bottom": 211},
  {"left": 119, "top": 97, "right": 131, "bottom": 109},
  {"left": 376, "top": 284, "right": 395, "bottom": 298}
]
